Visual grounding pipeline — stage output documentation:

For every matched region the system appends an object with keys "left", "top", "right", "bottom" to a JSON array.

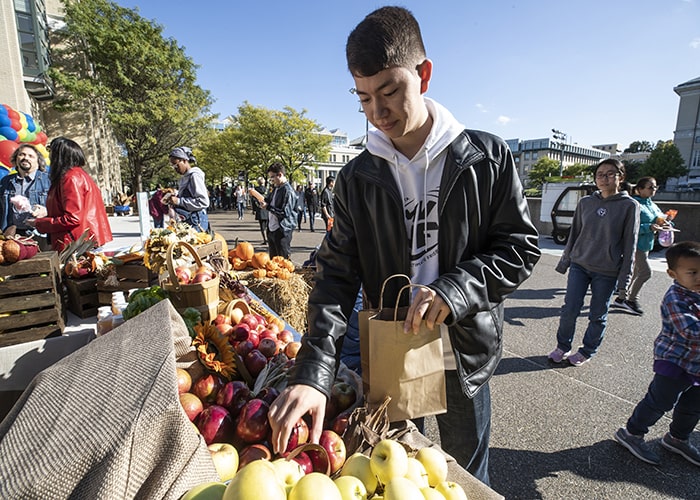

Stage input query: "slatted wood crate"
[
  {"left": 96, "top": 263, "right": 158, "bottom": 305},
  {"left": 0, "top": 251, "right": 64, "bottom": 347},
  {"left": 64, "top": 277, "right": 100, "bottom": 319}
]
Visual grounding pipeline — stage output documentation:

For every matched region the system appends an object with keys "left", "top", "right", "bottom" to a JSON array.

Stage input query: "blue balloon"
[
  {"left": 0, "top": 116, "right": 9, "bottom": 127},
  {"left": 0, "top": 127, "right": 18, "bottom": 141},
  {"left": 0, "top": 106, "right": 7, "bottom": 116},
  {"left": 24, "top": 114, "right": 36, "bottom": 133}
]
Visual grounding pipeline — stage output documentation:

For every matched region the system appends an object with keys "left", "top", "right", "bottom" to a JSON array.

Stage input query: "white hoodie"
[{"left": 366, "top": 97, "right": 465, "bottom": 287}]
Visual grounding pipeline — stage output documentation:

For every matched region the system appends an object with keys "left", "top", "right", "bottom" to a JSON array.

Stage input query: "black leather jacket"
[{"left": 291, "top": 130, "right": 541, "bottom": 398}]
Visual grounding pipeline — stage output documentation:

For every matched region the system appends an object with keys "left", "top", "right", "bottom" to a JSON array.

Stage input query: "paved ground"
[{"left": 103, "top": 210, "right": 698, "bottom": 499}]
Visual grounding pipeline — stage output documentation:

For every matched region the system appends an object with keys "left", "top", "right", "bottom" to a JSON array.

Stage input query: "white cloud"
[
  {"left": 497, "top": 116, "right": 511, "bottom": 125},
  {"left": 690, "top": 37, "right": 700, "bottom": 49},
  {"left": 475, "top": 103, "right": 488, "bottom": 113}
]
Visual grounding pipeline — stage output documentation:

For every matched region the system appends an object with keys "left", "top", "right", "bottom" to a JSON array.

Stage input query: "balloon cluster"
[{"left": 0, "top": 104, "right": 50, "bottom": 178}]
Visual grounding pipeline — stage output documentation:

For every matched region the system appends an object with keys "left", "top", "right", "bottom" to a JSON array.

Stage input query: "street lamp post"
[{"left": 552, "top": 129, "right": 567, "bottom": 176}]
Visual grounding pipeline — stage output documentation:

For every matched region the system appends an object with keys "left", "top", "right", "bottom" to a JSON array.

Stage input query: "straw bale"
[{"left": 242, "top": 271, "right": 311, "bottom": 334}]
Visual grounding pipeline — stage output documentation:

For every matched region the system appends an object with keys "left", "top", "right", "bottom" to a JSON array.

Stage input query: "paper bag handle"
[
  {"left": 394, "top": 284, "right": 433, "bottom": 322},
  {"left": 378, "top": 274, "right": 411, "bottom": 310}
]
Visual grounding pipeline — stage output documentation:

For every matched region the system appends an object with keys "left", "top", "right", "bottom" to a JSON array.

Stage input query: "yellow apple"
[
  {"left": 180, "top": 481, "right": 226, "bottom": 500},
  {"left": 421, "top": 486, "right": 446, "bottom": 499},
  {"left": 272, "top": 457, "right": 305, "bottom": 495},
  {"left": 369, "top": 439, "right": 409, "bottom": 485},
  {"left": 334, "top": 475, "right": 368, "bottom": 500},
  {"left": 405, "top": 457, "right": 430, "bottom": 488},
  {"left": 435, "top": 481, "right": 468, "bottom": 500},
  {"left": 383, "top": 476, "right": 424, "bottom": 500},
  {"left": 341, "top": 452, "right": 378, "bottom": 496},
  {"left": 289, "top": 472, "right": 342, "bottom": 500},
  {"left": 207, "top": 443, "right": 239, "bottom": 482},
  {"left": 223, "top": 460, "right": 286, "bottom": 500},
  {"left": 414, "top": 447, "right": 448, "bottom": 487}
]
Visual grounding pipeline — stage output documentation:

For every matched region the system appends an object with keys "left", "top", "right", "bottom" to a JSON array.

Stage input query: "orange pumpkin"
[
  {"left": 251, "top": 251, "right": 270, "bottom": 269},
  {"left": 276, "top": 268, "right": 291, "bottom": 280},
  {"left": 252, "top": 268, "right": 267, "bottom": 279},
  {"left": 235, "top": 241, "right": 255, "bottom": 261},
  {"left": 232, "top": 257, "right": 248, "bottom": 271}
]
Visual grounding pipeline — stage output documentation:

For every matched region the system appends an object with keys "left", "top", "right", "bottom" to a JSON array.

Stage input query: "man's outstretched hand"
[{"left": 268, "top": 384, "right": 327, "bottom": 455}]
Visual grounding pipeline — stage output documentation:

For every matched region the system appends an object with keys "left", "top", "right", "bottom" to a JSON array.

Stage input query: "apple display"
[
  {"left": 414, "top": 447, "right": 448, "bottom": 488},
  {"left": 179, "top": 392, "right": 204, "bottom": 422},
  {"left": 223, "top": 459, "right": 286, "bottom": 500},
  {"left": 196, "top": 405, "right": 235, "bottom": 445},
  {"left": 434, "top": 481, "right": 467, "bottom": 500},
  {"left": 383, "top": 476, "right": 424, "bottom": 500},
  {"left": 208, "top": 442, "right": 239, "bottom": 482},
  {"left": 180, "top": 481, "right": 226, "bottom": 500},
  {"left": 370, "top": 439, "right": 409, "bottom": 485},
  {"left": 334, "top": 475, "right": 368, "bottom": 500},
  {"left": 405, "top": 457, "right": 429, "bottom": 488},
  {"left": 341, "top": 452, "right": 378, "bottom": 497},
  {"left": 176, "top": 367, "right": 192, "bottom": 394},
  {"left": 236, "top": 398, "right": 271, "bottom": 443},
  {"left": 288, "top": 472, "right": 342, "bottom": 500},
  {"left": 330, "top": 382, "right": 357, "bottom": 413},
  {"left": 192, "top": 373, "right": 224, "bottom": 403},
  {"left": 237, "top": 443, "right": 273, "bottom": 469}
]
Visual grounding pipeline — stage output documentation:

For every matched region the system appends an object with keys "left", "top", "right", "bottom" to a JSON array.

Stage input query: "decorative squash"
[
  {"left": 232, "top": 257, "right": 248, "bottom": 271},
  {"left": 251, "top": 251, "right": 270, "bottom": 270},
  {"left": 265, "top": 260, "right": 279, "bottom": 272},
  {"left": 235, "top": 241, "right": 254, "bottom": 261},
  {"left": 252, "top": 268, "right": 267, "bottom": 279}
]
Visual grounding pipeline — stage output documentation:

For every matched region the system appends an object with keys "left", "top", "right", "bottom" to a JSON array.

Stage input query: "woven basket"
[{"left": 162, "top": 241, "right": 219, "bottom": 321}]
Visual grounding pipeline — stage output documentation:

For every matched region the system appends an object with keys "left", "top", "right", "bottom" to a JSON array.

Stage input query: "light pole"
[{"left": 552, "top": 129, "right": 567, "bottom": 176}]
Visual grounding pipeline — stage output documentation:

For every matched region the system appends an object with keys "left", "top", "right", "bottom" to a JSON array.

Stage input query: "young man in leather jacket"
[{"left": 269, "top": 6, "right": 540, "bottom": 484}]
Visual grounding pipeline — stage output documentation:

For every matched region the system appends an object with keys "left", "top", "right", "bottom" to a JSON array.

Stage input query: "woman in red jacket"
[{"left": 27, "top": 137, "right": 112, "bottom": 251}]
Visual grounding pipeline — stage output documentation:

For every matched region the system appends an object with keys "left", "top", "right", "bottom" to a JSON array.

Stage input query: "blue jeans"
[
  {"left": 627, "top": 374, "right": 700, "bottom": 440},
  {"left": 556, "top": 263, "right": 617, "bottom": 358},
  {"left": 413, "top": 372, "right": 491, "bottom": 485}
]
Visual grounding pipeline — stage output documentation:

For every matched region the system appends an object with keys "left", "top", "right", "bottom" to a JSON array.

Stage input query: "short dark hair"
[
  {"left": 346, "top": 6, "right": 426, "bottom": 77},
  {"left": 666, "top": 241, "right": 700, "bottom": 270},
  {"left": 268, "top": 162, "right": 285, "bottom": 175},
  {"left": 594, "top": 158, "right": 625, "bottom": 179},
  {"left": 10, "top": 143, "right": 47, "bottom": 172},
  {"left": 326, "top": 176, "right": 335, "bottom": 187}
]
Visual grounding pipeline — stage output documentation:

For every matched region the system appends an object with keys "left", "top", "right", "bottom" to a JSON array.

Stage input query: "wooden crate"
[
  {"left": 97, "top": 263, "right": 159, "bottom": 305},
  {"left": 0, "top": 251, "right": 64, "bottom": 347},
  {"left": 64, "top": 277, "right": 100, "bottom": 319}
]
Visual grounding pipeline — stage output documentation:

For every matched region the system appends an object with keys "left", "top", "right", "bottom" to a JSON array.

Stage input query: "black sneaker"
[
  {"left": 610, "top": 297, "right": 626, "bottom": 309},
  {"left": 620, "top": 300, "right": 643, "bottom": 316},
  {"left": 614, "top": 428, "right": 660, "bottom": 465},
  {"left": 661, "top": 433, "right": 700, "bottom": 466}
]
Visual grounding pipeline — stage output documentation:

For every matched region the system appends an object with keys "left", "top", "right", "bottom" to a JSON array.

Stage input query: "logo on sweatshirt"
[
  {"left": 405, "top": 188, "right": 440, "bottom": 263},
  {"left": 597, "top": 208, "right": 608, "bottom": 217}
]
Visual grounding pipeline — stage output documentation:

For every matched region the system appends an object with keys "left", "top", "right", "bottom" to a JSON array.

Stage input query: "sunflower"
[{"left": 192, "top": 323, "right": 237, "bottom": 380}]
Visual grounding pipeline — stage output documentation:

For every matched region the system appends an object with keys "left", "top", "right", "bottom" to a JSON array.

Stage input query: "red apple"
[
  {"left": 236, "top": 398, "right": 271, "bottom": 443},
  {"left": 248, "top": 329, "right": 260, "bottom": 348},
  {"left": 196, "top": 404, "right": 235, "bottom": 445},
  {"left": 174, "top": 265, "right": 192, "bottom": 284},
  {"left": 179, "top": 392, "right": 204, "bottom": 422},
  {"left": 330, "top": 382, "right": 357, "bottom": 413},
  {"left": 216, "top": 380, "right": 252, "bottom": 418},
  {"left": 232, "top": 323, "right": 251, "bottom": 342},
  {"left": 259, "top": 328, "right": 278, "bottom": 342},
  {"left": 176, "top": 368, "right": 192, "bottom": 394},
  {"left": 244, "top": 349, "right": 268, "bottom": 378},
  {"left": 215, "top": 322, "right": 234, "bottom": 336},
  {"left": 192, "top": 373, "right": 224, "bottom": 403},
  {"left": 292, "top": 451, "right": 314, "bottom": 475},
  {"left": 235, "top": 339, "right": 255, "bottom": 358},
  {"left": 238, "top": 443, "right": 272, "bottom": 470},
  {"left": 192, "top": 271, "right": 213, "bottom": 284},
  {"left": 253, "top": 313, "right": 267, "bottom": 327},
  {"left": 277, "top": 329, "right": 294, "bottom": 344},
  {"left": 306, "top": 447, "right": 330, "bottom": 474},
  {"left": 239, "top": 313, "right": 259, "bottom": 331},
  {"left": 258, "top": 337, "right": 279, "bottom": 358},
  {"left": 267, "top": 323, "right": 281, "bottom": 335},
  {"left": 283, "top": 418, "right": 310, "bottom": 455},
  {"left": 284, "top": 341, "right": 302, "bottom": 359},
  {"left": 257, "top": 386, "right": 280, "bottom": 406},
  {"left": 213, "top": 313, "right": 232, "bottom": 326},
  {"left": 319, "top": 429, "right": 346, "bottom": 474},
  {"left": 331, "top": 411, "right": 351, "bottom": 437}
]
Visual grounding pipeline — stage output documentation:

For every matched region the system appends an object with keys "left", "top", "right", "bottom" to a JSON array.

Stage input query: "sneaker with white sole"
[
  {"left": 548, "top": 347, "right": 571, "bottom": 363},
  {"left": 614, "top": 428, "right": 661, "bottom": 465},
  {"left": 661, "top": 433, "right": 700, "bottom": 466},
  {"left": 568, "top": 351, "right": 590, "bottom": 367}
]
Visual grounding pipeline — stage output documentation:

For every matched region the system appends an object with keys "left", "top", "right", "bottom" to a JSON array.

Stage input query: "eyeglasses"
[
  {"left": 646, "top": 185, "right": 658, "bottom": 190},
  {"left": 595, "top": 171, "right": 619, "bottom": 179}
]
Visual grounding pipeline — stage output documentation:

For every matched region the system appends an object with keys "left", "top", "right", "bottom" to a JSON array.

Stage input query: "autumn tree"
[
  {"left": 640, "top": 141, "right": 687, "bottom": 187},
  {"left": 50, "top": 0, "right": 214, "bottom": 193}
]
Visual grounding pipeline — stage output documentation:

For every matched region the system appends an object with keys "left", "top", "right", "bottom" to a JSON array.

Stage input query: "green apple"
[
  {"left": 334, "top": 475, "right": 368, "bottom": 500},
  {"left": 414, "top": 447, "right": 448, "bottom": 488},
  {"left": 434, "top": 481, "right": 468, "bottom": 500},
  {"left": 180, "top": 481, "right": 226, "bottom": 500},
  {"left": 421, "top": 486, "right": 446, "bottom": 500},
  {"left": 405, "top": 457, "right": 429, "bottom": 488},
  {"left": 289, "top": 472, "right": 342, "bottom": 500},
  {"left": 383, "top": 476, "right": 424, "bottom": 500},
  {"left": 341, "top": 452, "right": 378, "bottom": 496},
  {"left": 272, "top": 457, "right": 305, "bottom": 495},
  {"left": 369, "top": 439, "right": 409, "bottom": 485},
  {"left": 223, "top": 460, "right": 286, "bottom": 500},
  {"left": 207, "top": 443, "right": 239, "bottom": 482}
]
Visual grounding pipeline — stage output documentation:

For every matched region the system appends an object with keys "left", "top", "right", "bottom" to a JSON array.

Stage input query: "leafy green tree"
[
  {"left": 624, "top": 140, "right": 654, "bottom": 153},
  {"left": 50, "top": 0, "right": 214, "bottom": 193},
  {"left": 621, "top": 160, "right": 644, "bottom": 183},
  {"left": 198, "top": 102, "right": 331, "bottom": 185},
  {"left": 527, "top": 157, "right": 560, "bottom": 188},
  {"left": 562, "top": 163, "right": 591, "bottom": 178},
  {"left": 640, "top": 141, "right": 687, "bottom": 187}
]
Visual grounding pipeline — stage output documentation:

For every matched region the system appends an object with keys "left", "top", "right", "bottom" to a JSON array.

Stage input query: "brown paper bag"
[{"left": 366, "top": 279, "right": 447, "bottom": 422}]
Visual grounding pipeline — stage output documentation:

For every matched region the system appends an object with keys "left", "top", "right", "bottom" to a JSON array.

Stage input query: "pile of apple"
[{"left": 183, "top": 438, "right": 468, "bottom": 500}]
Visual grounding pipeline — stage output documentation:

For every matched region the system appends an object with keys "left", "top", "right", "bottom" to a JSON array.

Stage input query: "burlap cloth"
[{"left": 0, "top": 300, "right": 218, "bottom": 499}]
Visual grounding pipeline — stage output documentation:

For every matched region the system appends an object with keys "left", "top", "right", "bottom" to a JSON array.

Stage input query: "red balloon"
[{"left": 0, "top": 140, "right": 19, "bottom": 168}]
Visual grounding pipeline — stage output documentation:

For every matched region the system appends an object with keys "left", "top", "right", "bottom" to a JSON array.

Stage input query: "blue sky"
[{"left": 115, "top": 0, "right": 699, "bottom": 150}]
